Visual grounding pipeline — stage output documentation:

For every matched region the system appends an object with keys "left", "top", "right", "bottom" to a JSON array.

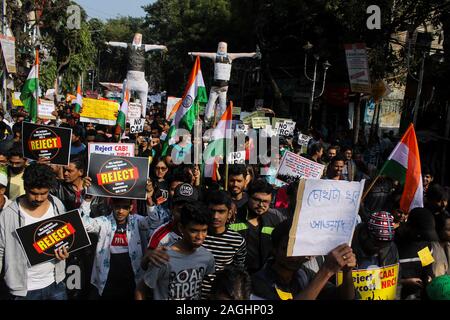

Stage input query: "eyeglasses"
[
  {"left": 156, "top": 166, "right": 168, "bottom": 171},
  {"left": 250, "top": 196, "right": 271, "bottom": 206}
]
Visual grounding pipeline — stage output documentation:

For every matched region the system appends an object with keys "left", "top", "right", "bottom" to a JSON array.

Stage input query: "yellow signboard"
[
  {"left": 337, "top": 264, "right": 399, "bottom": 300},
  {"left": 251, "top": 117, "right": 271, "bottom": 129},
  {"left": 80, "top": 98, "right": 119, "bottom": 121},
  {"left": 12, "top": 92, "right": 23, "bottom": 107}
]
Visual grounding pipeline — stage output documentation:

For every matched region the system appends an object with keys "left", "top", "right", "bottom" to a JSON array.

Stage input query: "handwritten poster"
[
  {"left": 79, "top": 98, "right": 119, "bottom": 125},
  {"left": 276, "top": 151, "right": 324, "bottom": 183},
  {"left": 251, "top": 117, "right": 271, "bottom": 129},
  {"left": 287, "top": 179, "right": 365, "bottom": 256},
  {"left": 336, "top": 264, "right": 399, "bottom": 300}
]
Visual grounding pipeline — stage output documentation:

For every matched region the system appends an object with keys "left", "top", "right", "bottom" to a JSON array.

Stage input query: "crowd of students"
[{"left": 0, "top": 102, "right": 448, "bottom": 300}]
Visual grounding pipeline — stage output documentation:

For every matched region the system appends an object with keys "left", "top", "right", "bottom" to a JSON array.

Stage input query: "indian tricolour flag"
[
  {"left": 20, "top": 49, "right": 40, "bottom": 123},
  {"left": 162, "top": 56, "right": 208, "bottom": 156},
  {"left": 116, "top": 88, "right": 130, "bottom": 132},
  {"left": 379, "top": 123, "right": 423, "bottom": 213},
  {"left": 203, "top": 101, "right": 233, "bottom": 180},
  {"left": 74, "top": 81, "right": 83, "bottom": 113}
]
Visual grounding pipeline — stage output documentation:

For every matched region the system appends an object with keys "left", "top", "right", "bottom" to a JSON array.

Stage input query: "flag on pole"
[
  {"left": 74, "top": 81, "right": 83, "bottom": 113},
  {"left": 378, "top": 123, "right": 423, "bottom": 213},
  {"left": 162, "top": 57, "right": 208, "bottom": 156},
  {"left": 116, "top": 87, "right": 130, "bottom": 132},
  {"left": 203, "top": 101, "right": 234, "bottom": 179},
  {"left": 20, "top": 49, "right": 40, "bottom": 123}
]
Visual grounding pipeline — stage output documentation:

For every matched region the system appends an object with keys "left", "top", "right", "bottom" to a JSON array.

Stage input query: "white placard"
[
  {"left": 298, "top": 133, "right": 312, "bottom": 146},
  {"left": 38, "top": 100, "right": 56, "bottom": 120},
  {"left": 127, "top": 102, "right": 142, "bottom": 120},
  {"left": 214, "top": 63, "right": 232, "bottom": 81},
  {"left": 166, "top": 96, "right": 181, "bottom": 120},
  {"left": 0, "top": 35, "right": 16, "bottom": 74},
  {"left": 227, "top": 151, "right": 245, "bottom": 164},
  {"left": 275, "top": 120, "right": 296, "bottom": 136},
  {"left": 130, "top": 118, "right": 145, "bottom": 134},
  {"left": 236, "top": 124, "right": 248, "bottom": 135},
  {"left": 288, "top": 179, "right": 365, "bottom": 256},
  {"left": 344, "top": 43, "right": 371, "bottom": 93},
  {"left": 276, "top": 151, "right": 324, "bottom": 183},
  {"left": 88, "top": 142, "right": 135, "bottom": 157}
]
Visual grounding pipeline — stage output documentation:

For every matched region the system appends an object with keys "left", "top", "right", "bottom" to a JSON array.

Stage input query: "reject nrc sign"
[{"left": 130, "top": 118, "right": 145, "bottom": 134}]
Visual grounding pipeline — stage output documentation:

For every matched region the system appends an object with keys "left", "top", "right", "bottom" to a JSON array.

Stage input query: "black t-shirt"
[{"left": 234, "top": 192, "right": 249, "bottom": 222}]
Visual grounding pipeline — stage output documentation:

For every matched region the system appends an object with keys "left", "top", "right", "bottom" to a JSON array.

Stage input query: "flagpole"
[
  {"left": 224, "top": 162, "right": 229, "bottom": 191},
  {"left": 35, "top": 47, "right": 39, "bottom": 123},
  {"left": 361, "top": 174, "right": 381, "bottom": 201}
]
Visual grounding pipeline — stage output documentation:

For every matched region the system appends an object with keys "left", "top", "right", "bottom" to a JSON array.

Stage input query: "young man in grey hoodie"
[{"left": 0, "top": 163, "right": 70, "bottom": 300}]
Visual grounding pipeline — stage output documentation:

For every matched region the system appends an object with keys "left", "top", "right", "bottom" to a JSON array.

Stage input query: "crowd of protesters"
[{"left": 0, "top": 96, "right": 448, "bottom": 301}]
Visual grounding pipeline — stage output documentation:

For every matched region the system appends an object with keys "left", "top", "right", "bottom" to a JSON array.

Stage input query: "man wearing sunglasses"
[{"left": 229, "top": 179, "right": 287, "bottom": 274}]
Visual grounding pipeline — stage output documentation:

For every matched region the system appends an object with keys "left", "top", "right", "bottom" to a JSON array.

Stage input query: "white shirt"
[{"left": 20, "top": 203, "right": 57, "bottom": 291}]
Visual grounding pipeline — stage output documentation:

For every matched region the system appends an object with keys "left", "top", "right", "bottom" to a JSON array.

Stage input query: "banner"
[
  {"left": 127, "top": 102, "right": 142, "bottom": 120},
  {"left": 227, "top": 151, "right": 245, "bottom": 164},
  {"left": 88, "top": 142, "right": 135, "bottom": 157},
  {"left": 0, "top": 35, "right": 17, "bottom": 74},
  {"left": 129, "top": 118, "right": 145, "bottom": 134},
  {"left": 276, "top": 151, "right": 324, "bottom": 184},
  {"left": 344, "top": 43, "right": 371, "bottom": 93},
  {"left": 337, "top": 264, "right": 399, "bottom": 300},
  {"left": 251, "top": 117, "right": 271, "bottom": 129},
  {"left": 87, "top": 153, "right": 149, "bottom": 199},
  {"left": 79, "top": 98, "right": 119, "bottom": 125},
  {"left": 22, "top": 122, "right": 72, "bottom": 165},
  {"left": 15, "top": 210, "right": 91, "bottom": 266},
  {"left": 287, "top": 179, "right": 365, "bottom": 256},
  {"left": 38, "top": 99, "right": 56, "bottom": 120}
]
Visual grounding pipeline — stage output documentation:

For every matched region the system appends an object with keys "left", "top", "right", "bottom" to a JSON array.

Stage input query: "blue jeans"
[{"left": 15, "top": 282, "right": 67, "bottom": 300}]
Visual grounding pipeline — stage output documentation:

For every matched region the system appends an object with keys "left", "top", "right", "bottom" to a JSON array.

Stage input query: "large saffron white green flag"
[
  {"left": 162, "top": 56, "right": 208, "bottom": 156},
  {"left": 20, "top": 50, "right": 40, "bottom": 123}
]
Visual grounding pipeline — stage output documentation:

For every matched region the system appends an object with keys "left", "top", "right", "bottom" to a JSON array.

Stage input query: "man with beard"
[
  {"left": 227, "top": 164, "right": 249, "bottom": 222},
  {"left": 229, "top": 179, "right": 286, "bottom": 274},
  {"left": 0, "top": 163, "right": 70, "bottom": 299},
  {"left": 6, "top": 147, "right": 28, "bottom": 201}
]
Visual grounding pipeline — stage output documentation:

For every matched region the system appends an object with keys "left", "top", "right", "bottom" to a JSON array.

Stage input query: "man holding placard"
[{"left": 0, "top": 163, "right": 70, "bottom": 300}]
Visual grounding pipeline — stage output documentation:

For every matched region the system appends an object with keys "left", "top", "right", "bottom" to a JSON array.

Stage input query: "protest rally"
[{"left": 0, "top": 0, "right": 449, "bottom": 302}]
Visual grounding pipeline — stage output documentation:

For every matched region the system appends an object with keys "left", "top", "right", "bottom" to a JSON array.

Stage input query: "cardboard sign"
[
  {"left": 15, "top": 210, "right": 91, "bottom": 266},
  {"left": 80, "top": 98, "right": 119, "bottom": 125},
  {"left": 127, "top": 102, "right": 142, "bottom": 120},
  {"left": 275, "top": 121, "right": 296, "bottom": 137},
  {"left": 0, "top": 35, "right": 17, "bottom": 74},
  {"left": 227, "top": 151, "right": 245, "bottom": 164},
  {"left": 130, "top": 118, "right": 145, "bottom": 134},
  {"left": 38, "top": 100, "right": 56, "bottom": 120},
  {"left": 276, "top": 151, "right": 324, "bottom": 184},
  {"left": 344, "top": 43, "right": 371, "bottom": 93},
  {"left": 337, "top": 264, "right": 399, "bottom": 300},
  {"left": 88, "top": 143, "right": 135, "bottom": 157},
  {"left": 251, "top": 117, "right": 270, "bottom": 129},
  {"left": 22, "top": 122, "right": 72, "bottom": 165},
  {"left": 87, "top": 153, "right": 149, "bottom": 200},
  {"left": 287, "top": 179, "right": 365, "bottom": 256}
]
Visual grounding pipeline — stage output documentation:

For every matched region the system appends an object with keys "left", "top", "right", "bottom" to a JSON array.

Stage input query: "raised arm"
[
  {"left": 228, "top": 52, "right": 258, "bottom": 61},
  {"left": 106, "top": 41, "right": 128, "bottom": 48},
  {"left": 188, "top": 52, "right": 216, "bottom": 60},
  {"left": 144, "top": 44, "right": 168, "bottom": 52}
]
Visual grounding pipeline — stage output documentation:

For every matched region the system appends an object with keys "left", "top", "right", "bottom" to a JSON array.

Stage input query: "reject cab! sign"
[{"left": 88, "top": 142, "right": 135, "bottom": 157}]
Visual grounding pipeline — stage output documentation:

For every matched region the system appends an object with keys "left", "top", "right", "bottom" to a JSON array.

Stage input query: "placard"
[
  {"left": 276, "top": 151, "right": 324, "bottom": 183},
  {"left": 87, "top": 153, "right": 149, "bottom": 200},
  {"left": 251, "top": 117, "right": 270, "bottom": 129},
  {"left": 0, "top": 35, "right": 17, "bottom": 74},
  {"left": 130, "top": 118, "right": 145, "bottom": 134},
  {"left": 232, "top": 107, "right": 241, "bottom": 116},
  {"left": 88, "top": 142, "right": 135, "bottom": 157},
  {"left": 38, "top": 100, "right": 56, "bottom": 120},
  {"left": 127, "top": 102, "right": 142, "bottom": 120},
  {"left": 287, "top": 179, "right": 365, "bottom": 256},
  {"left": 344, "top": 43, "right": 371, "bottom": 93},
  {"left": 22, "top": 122, "right": 72, "bottom": 165},
  {"left": 79, "top": 98, "right": 119, "bottom": 125},
  {"left": 214, "top": 63, "right": 232, "bottom": 81},
  {"left": 15, "top": 210, "right": 91, "bottom": 266},
  {"left": 12, "top": 92, "right": 23, "bottom": 107},
  {"left": 275, "top": 121, "right": 296, "bottom": 137},
  {"left": 227, "top": 151, "right": 245, "bottom": 164},
  {"left": 336, "top": 264, "right": 399, "bottom": 300},
  {"left": 298, "top": 133, "right": 312, "bottom": 146}
]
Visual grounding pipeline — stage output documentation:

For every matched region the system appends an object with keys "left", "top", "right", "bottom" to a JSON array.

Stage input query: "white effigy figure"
[
  {"left": 106, "top": 33, "right": 167, "bottom": 117},
  {"left": 189, "top": 42, "right": 260, "bottom": 123}
]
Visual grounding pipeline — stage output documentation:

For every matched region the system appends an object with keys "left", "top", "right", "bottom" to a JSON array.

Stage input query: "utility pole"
[
  {"left": 1, "top": 0, "right": 7, "bottom": 112},
  {"left": 412, "top": 51, "right": 426, "bottom": 127}
]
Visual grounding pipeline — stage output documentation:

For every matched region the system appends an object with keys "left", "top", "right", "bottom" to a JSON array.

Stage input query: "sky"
[{"left": 74, "top": 0, "right": 155, "bottom": 20}]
